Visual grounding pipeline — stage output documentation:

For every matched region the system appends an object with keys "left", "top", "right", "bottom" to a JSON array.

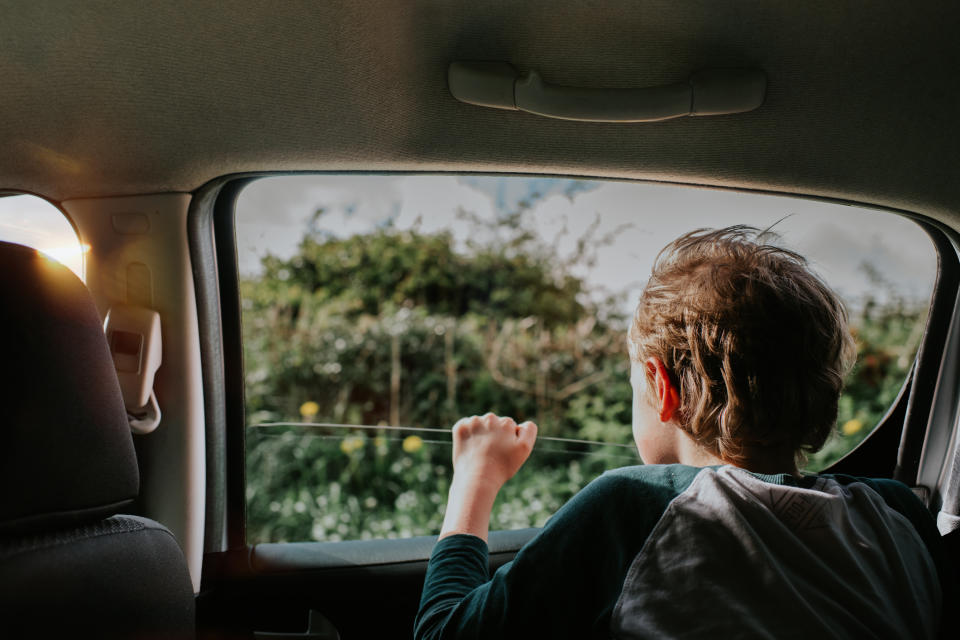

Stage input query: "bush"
[{"left": 243, "top": 223, "right": 926, "bottom": 542}]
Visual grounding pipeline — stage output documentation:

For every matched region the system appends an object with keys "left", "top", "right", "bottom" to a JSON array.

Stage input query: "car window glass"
[
  {"left": 236, "top": 175, "right": 936, "bottom": 543},
  {"left": 0, "top": 194, "right": 84, "bottom": 280}
]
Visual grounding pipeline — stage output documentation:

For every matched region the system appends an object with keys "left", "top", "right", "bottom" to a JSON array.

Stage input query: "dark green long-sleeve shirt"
[{"left": 414, "top": 464, "right": 947, "bottom": 640}]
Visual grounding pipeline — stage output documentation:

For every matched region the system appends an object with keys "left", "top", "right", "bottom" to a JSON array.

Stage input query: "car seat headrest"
[{"left": 0, "top": 241, "right": 139, "bottom": 534}]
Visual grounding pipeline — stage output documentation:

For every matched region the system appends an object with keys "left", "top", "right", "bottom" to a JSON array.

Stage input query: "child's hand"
[
  {"left": 439, "top": 413, "right": 538, "bottom": 541},
  {"left": 451, "top": 413, "right": 538, "bottom": 491}
]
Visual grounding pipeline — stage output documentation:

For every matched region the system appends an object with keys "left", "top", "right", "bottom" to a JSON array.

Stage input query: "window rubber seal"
[
  {"left": 894, "top": 220, "right": 960, "bottom": 487},
  {"left": 190, "top": 176, "right": 254, "bottom": 552}
]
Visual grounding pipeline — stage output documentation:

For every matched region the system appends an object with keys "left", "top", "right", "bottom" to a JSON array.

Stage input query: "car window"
[
  {"left": 236, "top": 175, "right": 936, "bottom": 543},
  {"left": 0, "top": 194, "right": 85, "bottom": 280}
]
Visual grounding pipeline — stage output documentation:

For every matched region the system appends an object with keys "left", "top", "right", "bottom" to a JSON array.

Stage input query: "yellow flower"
[
  {"left": 299, "top": 401, "right": 319, "bottom": 418},
  {"left": 340, "top": 436, "right": 364, "bottom": 455},
  {"left": 841, "top": 419, "right": 864, "bottom": 436},
  {"left": 402, "top": 435, "right": 424, "bottom": 453},
  {"left": 373, "top": 437, "right": 386, "bottom": 448}
]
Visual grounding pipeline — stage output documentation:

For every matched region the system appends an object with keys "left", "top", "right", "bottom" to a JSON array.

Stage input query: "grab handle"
[{"left": 448, "top": 62, "right": 766, "bottom": 123}]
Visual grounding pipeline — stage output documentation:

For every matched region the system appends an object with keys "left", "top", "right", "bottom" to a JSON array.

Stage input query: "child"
[{"left": 414, "top": 226, "right": 949, "bottom": 639}]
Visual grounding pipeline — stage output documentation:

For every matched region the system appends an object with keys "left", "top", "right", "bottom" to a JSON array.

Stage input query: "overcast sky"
[{"left": 236, "top": 175, "right": 936, "bottom": 315}]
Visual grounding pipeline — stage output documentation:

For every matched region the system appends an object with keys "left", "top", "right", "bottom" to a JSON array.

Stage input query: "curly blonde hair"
[{"left": 628, "top": 226, "right": 856, "bottom": 467}]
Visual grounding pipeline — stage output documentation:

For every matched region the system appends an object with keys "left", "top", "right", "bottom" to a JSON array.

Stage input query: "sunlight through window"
[{"left": 0, "top": 195, "right": 84, "bottom": 280}]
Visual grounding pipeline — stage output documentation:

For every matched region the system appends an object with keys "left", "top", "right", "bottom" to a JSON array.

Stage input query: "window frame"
[{"left": 192, "top": 173, "right": 956, "bottom": 555}]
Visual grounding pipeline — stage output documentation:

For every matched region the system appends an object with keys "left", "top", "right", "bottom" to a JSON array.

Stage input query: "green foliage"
[
  {"left": 245, "top": 426, "right": 639, "bottom": 542},
  {"left": 246, "top": 428, "right": 452, "bottom": 542},
  {"left": 243, "top": 212, "right": 927, "bottom": 543},
  {"left": 806, "top": 294, "right": 926, "bottom": 470},
  {"left": 253, "top": 222, "right": 585, "bottom": 324}
]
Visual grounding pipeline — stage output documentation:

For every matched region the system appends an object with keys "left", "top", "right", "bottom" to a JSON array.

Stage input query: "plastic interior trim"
[
  {"left": 896, "top": 221, "right": 960, "bottom": 489},
  {"left": 209, "top": 179, "right": 254, "bottom": 551},
  {"left": 249, "top": 529, "right": 538, "bottom": 576},
  {"left": 190, "top": 177, "right": 253, "bottom": 554},
  {"left": 448, "top": 62, "right": 767, "bottom": 123},
  {"left": 62, "top": 193, "right": 207, "bottom": 592}
]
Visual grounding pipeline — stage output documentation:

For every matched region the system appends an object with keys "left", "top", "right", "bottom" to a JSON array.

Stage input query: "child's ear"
[{"left": 645, "top": 357, "right": 680, "bottom": 423}]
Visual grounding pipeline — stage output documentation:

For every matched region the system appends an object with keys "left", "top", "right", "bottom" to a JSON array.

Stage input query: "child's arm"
[
  {"left": 415, "top": 465, "right": 687, "bottom": 640},
  {"left": 439, "top": 413, "right": 538, "bottom": 542}
]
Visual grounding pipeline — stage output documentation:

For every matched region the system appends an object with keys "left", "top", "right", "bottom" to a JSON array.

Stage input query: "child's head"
[{"left": 628, "top": 225, "right": 856, "bottom": 470}]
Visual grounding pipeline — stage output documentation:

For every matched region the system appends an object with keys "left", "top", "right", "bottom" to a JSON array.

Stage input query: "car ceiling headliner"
[{"left": 1, "top": 2, "right": 958, "bottom": 227}]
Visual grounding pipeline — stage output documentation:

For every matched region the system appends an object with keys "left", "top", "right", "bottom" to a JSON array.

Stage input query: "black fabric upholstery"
[
  {"left": 0, "top": 515, "right": 195, "bottom": 638},
  {"left": 0, "top": 241, "right": 195, "bottom": 637},
  {"left": 0, "top": 241, "right": 138, "bottom": 533}
]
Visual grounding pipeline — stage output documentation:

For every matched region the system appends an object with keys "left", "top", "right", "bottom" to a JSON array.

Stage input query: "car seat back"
[{"left": 0, "top": 241, "right": 194, "bottom": 638}]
